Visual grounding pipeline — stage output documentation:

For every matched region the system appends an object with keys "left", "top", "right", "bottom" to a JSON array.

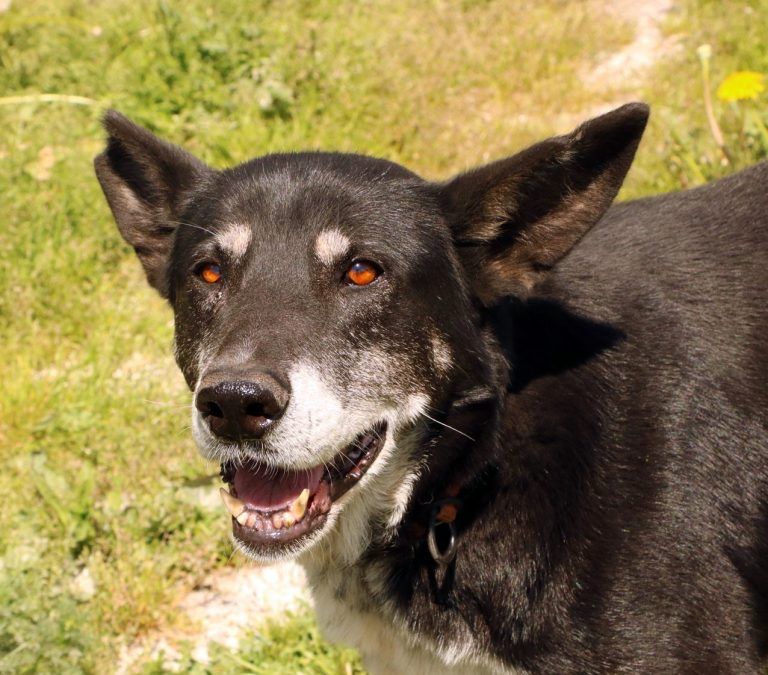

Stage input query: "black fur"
[{"left": 95, "top": 103, "right": 768, "bottom": 673}]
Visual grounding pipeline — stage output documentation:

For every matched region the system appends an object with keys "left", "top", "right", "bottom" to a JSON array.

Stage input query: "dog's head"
[{"left": 95, "top": 104, "right": 647, "bottom": 564}]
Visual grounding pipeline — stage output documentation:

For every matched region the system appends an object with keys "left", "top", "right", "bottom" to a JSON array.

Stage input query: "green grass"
[
  {"left": 625, "top": 0, "right": 768, "bottom": 197},
  {"left": 1, "top": 0, "right": 766, "bottom": 672},
  {"left": 141, "top": 610, "right": 364, "bottom": 675}
]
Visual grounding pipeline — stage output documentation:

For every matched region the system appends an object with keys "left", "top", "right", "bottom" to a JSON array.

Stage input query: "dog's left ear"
[
  {"left": 440, "top": 102, "right": 649, "bottom": 303},
  {"left": 94, "top": 110, "right": 212, "bottom": 297}
]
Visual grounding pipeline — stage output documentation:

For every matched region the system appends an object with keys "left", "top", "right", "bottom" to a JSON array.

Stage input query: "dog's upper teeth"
[
  {"left": 219, "top": 487, "right": 246, "bottom": 520},
  {"left": 289, "top": 488, "right": 310, "bottom": 520}
]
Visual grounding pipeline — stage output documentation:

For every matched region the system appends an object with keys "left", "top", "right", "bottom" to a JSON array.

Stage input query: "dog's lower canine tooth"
[
  {"left": 290, "top": 488, "right": 310, "bottom": 520},
  {"left": 220, "top": 487, "right": 246, "bottom": 519}
]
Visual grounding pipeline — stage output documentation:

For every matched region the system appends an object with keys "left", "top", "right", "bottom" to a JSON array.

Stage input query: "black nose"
[{"left": 195, "top": 375, "right": 289, "bottom": 441}]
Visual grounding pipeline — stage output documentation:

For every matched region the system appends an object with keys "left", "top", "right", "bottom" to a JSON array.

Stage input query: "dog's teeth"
[
  {"left": 220, "top": 487, "right": 246, "bottom": 519},
  {"left": 290, "top": 488, "right": 310, "bottom": 520},
  {"left": 219, "top": 487, "right": 253, "bottom": 527},
  {"left": 244, "top": 511, "right": 258, "bottom": 529},
  {"left": 270, "top": 511, "right": 297, "bottom": 529}
]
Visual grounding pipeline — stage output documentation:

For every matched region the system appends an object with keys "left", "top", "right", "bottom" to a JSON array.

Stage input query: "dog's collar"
[
  {"left": 425, "top": 483, "right": 462, "bottom": 568},
  {"left": 395, "top": 482, "right": 463, "bottom": 607},
  {"left": 402, "top": 474, "right": 489, "bottom": 607},
  {"left": 400, "top": 384, "right": 502, "bottom": 603}
]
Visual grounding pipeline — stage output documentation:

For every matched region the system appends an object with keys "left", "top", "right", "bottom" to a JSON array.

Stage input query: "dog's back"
[{"left": 510, "top": 163, "right": 768, "bottom": 670}]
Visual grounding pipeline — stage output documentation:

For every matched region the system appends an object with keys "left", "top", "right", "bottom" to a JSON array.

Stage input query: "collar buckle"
[{"left": 427, "top": 497, "right": 461, "bottom": 568}]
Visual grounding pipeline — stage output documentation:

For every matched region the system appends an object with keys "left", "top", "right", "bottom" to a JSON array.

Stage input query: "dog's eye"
[
  {"left": 344, "top": 260, "right": 381, "bottom": 286},
  {"left": 197, "top": 262, "right": 222, "bottom": 284}
]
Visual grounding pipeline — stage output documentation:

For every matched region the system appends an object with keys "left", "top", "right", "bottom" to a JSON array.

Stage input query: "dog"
[{"left": 95, "top": 102, "right": 768, "bottom": 673}]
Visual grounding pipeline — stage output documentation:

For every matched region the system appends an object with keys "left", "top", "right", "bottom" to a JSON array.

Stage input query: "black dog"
[{"left": 95, "top": 103, "right": 768, "bottom": 673}]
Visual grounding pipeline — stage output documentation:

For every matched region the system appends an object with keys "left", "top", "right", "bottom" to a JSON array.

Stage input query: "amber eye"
[
  {"left": 344, "top": 260, "right": 381, "bottom": 286},
  {"left": 198, "top": 263, "right": 222, "bottom": 284}
]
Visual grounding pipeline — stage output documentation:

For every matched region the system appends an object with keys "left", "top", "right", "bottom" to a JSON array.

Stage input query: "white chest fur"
[{"left": 306, "top": 566, "right": 522, "bottom": 675}]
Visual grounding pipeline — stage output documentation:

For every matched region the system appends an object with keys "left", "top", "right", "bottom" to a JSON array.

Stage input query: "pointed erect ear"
[
  {"left": 440, "top": 102, "right": 649, "bottom": 304},
  {"left": 94, "top": 110, "right": 211, "bottom": 297}
]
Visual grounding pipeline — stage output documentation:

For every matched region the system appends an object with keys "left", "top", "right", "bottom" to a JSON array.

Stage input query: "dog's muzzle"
[{"left": 218, "top": 421, "right": 388, "bottom": 554}]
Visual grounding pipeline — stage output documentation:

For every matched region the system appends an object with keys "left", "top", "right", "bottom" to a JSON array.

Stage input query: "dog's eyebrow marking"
[
  {"left": 215, "top": 223, "right": 252, "bottom": 260},
  {"left": 314, "top": 229, "right": 350, "bottom": 266}
]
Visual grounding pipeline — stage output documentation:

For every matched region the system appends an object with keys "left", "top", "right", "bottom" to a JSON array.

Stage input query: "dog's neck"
[
  {"left": 302, "top": 360, "right": 507, "bottom": 592},
  {"left": 296, "top": 310, "right": 604, "bottom": 660}
]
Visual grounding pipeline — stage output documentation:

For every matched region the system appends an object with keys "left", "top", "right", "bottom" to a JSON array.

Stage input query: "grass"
[
  {"left": 0, "top": 0, "right": 766, "bottom": 672},
  {"left": 142, "top": 610, "right": 364, "bottom": 675}
]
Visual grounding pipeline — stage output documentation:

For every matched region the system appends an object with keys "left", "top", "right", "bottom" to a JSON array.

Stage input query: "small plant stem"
[
  {"left": 0, "top": 93, "right": 99, "bottom": 106},
  {"left": 698, "top": 47, "right": 730, "bottom": 165}
]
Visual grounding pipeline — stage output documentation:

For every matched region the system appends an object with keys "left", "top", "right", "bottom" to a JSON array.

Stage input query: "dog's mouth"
[{"left": 218, "top": 421, "right": 387, "bottom": 552}]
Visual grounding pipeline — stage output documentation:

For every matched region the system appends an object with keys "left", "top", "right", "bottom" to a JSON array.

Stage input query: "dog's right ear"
[{"left": 94, "top": 110, "right": 211, "bottom": 297}]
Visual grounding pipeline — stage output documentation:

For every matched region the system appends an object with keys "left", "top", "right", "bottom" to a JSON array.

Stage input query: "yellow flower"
[{"left": 716, "top": 71, "right": 765, "bottom": 102}]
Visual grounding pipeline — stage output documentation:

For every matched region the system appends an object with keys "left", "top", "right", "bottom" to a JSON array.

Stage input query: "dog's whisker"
[
  {"left": 143, "top": 399, "right": 191, "bottom": 409},
  {"left": 225, "top": 545, "right": 239, "bottom": 565},
  {"left": 166, "top": 219, "right": 218, "bottom": 237},
  {"left": 418, "top": 411, "right": 475, "bottom": 442}
]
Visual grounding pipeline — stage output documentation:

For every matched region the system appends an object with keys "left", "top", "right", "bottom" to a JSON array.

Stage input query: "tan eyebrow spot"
[
  {"left": 314, "top": 228, "right": 350, "bottom": 266},
  {"left": 215, "top": 223, "right": 252, "bottom": 260},
  {"left": 430, "top": 333, "right": 453, "bottom": 375}
]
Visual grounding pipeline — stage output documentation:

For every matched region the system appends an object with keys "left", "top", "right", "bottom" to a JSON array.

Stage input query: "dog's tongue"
[{"left": 233, "top": 464, "right": 323, "bottom": 512}]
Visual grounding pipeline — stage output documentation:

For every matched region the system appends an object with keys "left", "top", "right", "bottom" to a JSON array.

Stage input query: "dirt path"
[
  {"left": 117, "top": 561, "right": 309, "bottom": 672},
  {"left": 584, "top": 0, "right": 676, "bottom": 91}
]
